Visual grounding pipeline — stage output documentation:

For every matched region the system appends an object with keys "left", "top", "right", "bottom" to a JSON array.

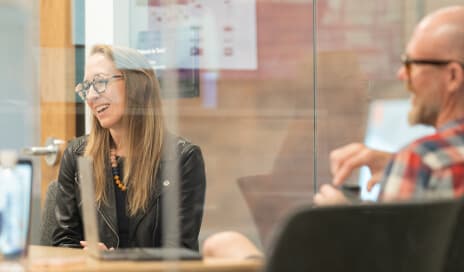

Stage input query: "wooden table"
[{"left": 0, "top": 246, "right": 263, "bottom": 272}]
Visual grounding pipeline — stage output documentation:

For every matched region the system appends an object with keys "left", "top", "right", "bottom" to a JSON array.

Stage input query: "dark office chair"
[
  {"left": 265, "top": 198, "right": 462, "bottom": 272},
  {"left": 39, "top": 180, "right": 58, "bottom": 246},
  {"left": 443, "top": 203, "right": 464, "bottom": 272}
]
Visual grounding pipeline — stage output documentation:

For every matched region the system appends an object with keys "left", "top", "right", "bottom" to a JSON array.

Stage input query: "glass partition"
[
  {"left": 315, "top": 0, "right": 407, "bottom": 196},
  {"left": 315, "top": 0, "right": 463, "bottom": 201},
  {"left": 120, "top": 0, "right": 317, "bottom": 249},
  {"left": 0, "top": 2, "right": 39, "bottom": 149},
  {"left": 2, "top": 0, "right": 464, "bottom": 263},
  {"left": 80, "top": 0, "right": 314, "bottom": 252},
  {"left": 77, "top": 0, "right": 464, "bottom": 258},
  {"left": 0, "top": 0, "right": 41, "bottom": 247}
]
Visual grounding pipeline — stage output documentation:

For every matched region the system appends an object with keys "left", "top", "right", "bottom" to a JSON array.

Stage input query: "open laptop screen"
[{"left": 0, "top": 159, "right": 33, "bottom": 257}]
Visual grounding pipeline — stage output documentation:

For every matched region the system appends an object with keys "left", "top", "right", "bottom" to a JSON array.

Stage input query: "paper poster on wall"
[{"left": 130, "top": 0, "right": 257, "bottom": 70}]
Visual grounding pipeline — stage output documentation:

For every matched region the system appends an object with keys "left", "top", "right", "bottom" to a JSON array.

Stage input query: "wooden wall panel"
[{"left": 40, "top": 0, "right": 75, "bottom": 203}]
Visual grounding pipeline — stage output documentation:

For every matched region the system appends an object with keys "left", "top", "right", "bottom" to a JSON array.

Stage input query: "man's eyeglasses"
[
  {"left": 401, "top": 54, "right": 464, "bottom": 74},
  {"left": 75, "top": 74, "right": 124, "bottom": 101}
]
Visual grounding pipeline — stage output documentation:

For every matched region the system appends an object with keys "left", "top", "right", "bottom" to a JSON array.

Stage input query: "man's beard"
[{"left": 408, "top": 97, "right": 440, "bottom": 126}]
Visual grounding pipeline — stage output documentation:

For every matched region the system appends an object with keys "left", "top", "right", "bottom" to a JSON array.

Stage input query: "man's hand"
[
  {"left": 330, "top": 143, "right": 392, "bottom": 191},
  {"left": 313, "top": 184, "right": 349, "bottom": 206}
]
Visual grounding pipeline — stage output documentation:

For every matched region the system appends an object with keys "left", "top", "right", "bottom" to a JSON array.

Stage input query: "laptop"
[
  {"left": 77, "top": 156, "right": 202, "bottom": 261},
  {"left": 265, "top": 198, "right": 462, "bottom": 272},
  {"left": 0, "top": 158, "right": 33, "bottom": 257}
]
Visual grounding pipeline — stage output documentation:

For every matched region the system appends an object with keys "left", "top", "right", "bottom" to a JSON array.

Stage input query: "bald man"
[{"left": 315, "top": 5, "right": 464, "bottom": 205}]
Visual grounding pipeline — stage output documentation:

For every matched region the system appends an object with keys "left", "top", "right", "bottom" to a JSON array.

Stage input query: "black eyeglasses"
[
  {"left": 75, "top": 74, "right": 124, "bottom": 101},
  {"left": 401, "top": 54, "right": 464, "bottom": 73}
]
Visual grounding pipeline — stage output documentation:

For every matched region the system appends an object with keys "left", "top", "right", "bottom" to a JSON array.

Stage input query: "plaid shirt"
[{"left": 381, "top": 118, "right": 464, "bottom": 201}]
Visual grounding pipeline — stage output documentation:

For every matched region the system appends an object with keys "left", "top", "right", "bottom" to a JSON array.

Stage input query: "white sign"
[{"left": 130, "top": 0, "right": 257, "bottom": 70}]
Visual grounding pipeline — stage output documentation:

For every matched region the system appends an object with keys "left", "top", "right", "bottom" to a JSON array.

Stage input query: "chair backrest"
[
  {"left": 443, "top": 202, "right": 464, "bottom": 272},
  {"left": 39, "top": 180, "right": 58, "bottom": 246},
  {"left": 265, "top": 198, "right": 462, "bottom": 272}
]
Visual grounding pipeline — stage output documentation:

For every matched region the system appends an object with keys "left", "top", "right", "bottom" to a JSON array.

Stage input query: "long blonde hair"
[{"left": 84, "top": 45, "right": 165, "bottom": 215}]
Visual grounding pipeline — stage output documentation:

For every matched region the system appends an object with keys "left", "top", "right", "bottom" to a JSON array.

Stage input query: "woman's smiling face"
[{"left": 84, "top": 53, "right": 126, "bottom": 130}]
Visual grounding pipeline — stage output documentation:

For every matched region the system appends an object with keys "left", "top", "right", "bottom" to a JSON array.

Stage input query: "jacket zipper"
[
  {"left": 76, "top": 173, "right": 120, "bottom": 249},
  {"left": 97, "top": 208, "right": 120, "bottom": 249},
  {"left": 154, "top": 198, "right": 160, "bottom": 245}
]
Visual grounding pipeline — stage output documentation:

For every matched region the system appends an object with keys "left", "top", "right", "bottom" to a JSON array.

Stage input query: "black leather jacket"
[{"left": 52, "top": 134, "right": 206, "bottom": 250}]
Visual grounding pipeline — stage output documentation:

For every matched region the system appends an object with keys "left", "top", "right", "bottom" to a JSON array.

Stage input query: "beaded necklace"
[{"left": 110, "top": 148, "right": 127, "bottom": 191}]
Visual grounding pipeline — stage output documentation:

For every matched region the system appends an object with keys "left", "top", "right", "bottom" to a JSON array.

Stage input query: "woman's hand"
[{"left": 80, "top": 241, "right": 114, "bottom": 251}]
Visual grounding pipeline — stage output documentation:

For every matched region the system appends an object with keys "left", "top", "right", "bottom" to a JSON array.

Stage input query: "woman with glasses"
[{"left": 52, "top": 45, "right": 206, "bottom": 251}]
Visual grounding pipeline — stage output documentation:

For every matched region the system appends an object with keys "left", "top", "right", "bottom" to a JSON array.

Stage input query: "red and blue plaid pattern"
[{"left": 381, "top": 118, "right": 464, "bottom": 201}]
